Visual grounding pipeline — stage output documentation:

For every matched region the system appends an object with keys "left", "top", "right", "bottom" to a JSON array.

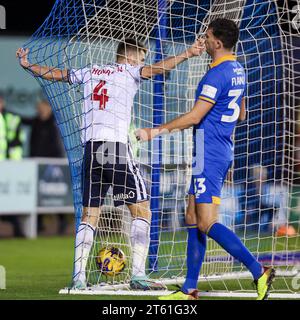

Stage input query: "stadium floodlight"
[{"left": 22, "top": 0, "right": 300, "bottom": 298}]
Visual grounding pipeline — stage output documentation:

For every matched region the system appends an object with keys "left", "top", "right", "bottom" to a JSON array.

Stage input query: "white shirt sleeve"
[
  {"left": 68, "top": 68, "right": 91, "bottom": 85},
  {"left": 126, "top": 65, "right": 143, "bottom": 83}
]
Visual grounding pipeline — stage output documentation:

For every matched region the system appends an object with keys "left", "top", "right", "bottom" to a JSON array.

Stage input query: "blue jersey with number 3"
[{"left": 193, "top": 55, "right": 246, "bottom": 162}]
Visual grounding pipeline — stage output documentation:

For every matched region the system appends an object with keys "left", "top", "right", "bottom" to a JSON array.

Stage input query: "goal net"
[{"left": 23, "top": 0, "right": 300, "bottom": 298}]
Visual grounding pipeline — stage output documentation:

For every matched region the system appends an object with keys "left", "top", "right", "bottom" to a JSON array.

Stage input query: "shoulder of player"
[
  {"left": 123, "top": 63, "right": 142, "bottom": 71},
  {"left": 85, "top": 64, "right": 127, "bottom": 77},
  {"left": 90, "top": 64, "right": 117, "bottom": 71},
  {"left": 93, "top": 63, "right": 137, "bottom": 73},
  {"left": 205, "top": 64, "right": 227, "bottom": 82},
  {"left": 124, "top": 64, "right": 144, "bottom": 80},
  {"left": 208, "top": 61, "right": 245, "bottom": 79},
  {"left": 73, "top": 64, "right": 135, "bottom": 73},
  {"left": 210, "top": 60, "right": 232, "bottom": 73}
]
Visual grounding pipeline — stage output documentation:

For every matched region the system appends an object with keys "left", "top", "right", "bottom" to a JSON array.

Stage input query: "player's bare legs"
[
  {"left": 72, "top": 207, "right": 100, "bottom": 289},
  {"left": 127, "top": 201, "right": 166, "bottom": 290},
  {"left": 81, "top": 206, "right": 101, "bottom": 226},
  {"left": 185, "top": 194, "right": 198, "bottom": 225},
  {"left": 127, "top": 200, "right": 151, "bottom": 220},
  {"left": 194, "top": 202, "right": 219, "bottom": 233}
]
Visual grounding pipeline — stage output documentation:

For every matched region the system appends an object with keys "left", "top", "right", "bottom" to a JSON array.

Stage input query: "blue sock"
[
  {"left": 208, "top": 223, "right": 263, "bottom": 280},
  {"left": 182, "top": 225, "right": 206, "bottom": 294}
]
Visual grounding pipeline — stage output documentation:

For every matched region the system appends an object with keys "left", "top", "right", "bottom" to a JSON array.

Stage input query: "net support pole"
[{"left": 149, "top": 0, "right": 167, "bottom": 272}]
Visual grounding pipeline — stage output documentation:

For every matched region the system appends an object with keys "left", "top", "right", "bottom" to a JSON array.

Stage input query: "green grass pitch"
[
  {"left": 0, "top": 236, "right": 299, "bottom": 300},
  {"left": 0, "top": 236, "right": 151, "bottom": 300}
]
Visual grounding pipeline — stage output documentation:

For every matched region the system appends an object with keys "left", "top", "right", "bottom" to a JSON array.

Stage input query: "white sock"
[
  {"left": 73, "top": 222, "right": 95, "bottom": 283},
  {"left": 130, "top": 218, "right": 150, "bottom": 278}
]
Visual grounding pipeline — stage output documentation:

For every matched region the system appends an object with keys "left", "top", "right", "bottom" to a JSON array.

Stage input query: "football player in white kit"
[{"left": 16, "top": 38, "right": 205, "bottom": 290}]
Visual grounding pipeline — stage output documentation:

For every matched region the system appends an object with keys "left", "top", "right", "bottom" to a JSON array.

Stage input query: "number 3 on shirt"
[
  {"left": 221, "top": 89, "right": 243, "bottom": 123},
  {"left": 92, "top": 80, "right": 109, "bottom": 110},
  {"left": 194, "top": 178, "right": 206, "bottom": 197}
]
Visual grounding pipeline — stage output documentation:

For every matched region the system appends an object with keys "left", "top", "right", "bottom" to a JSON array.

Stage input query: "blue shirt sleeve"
[{"left": 197, "top": 69, "right": 224, "bottom": 105}]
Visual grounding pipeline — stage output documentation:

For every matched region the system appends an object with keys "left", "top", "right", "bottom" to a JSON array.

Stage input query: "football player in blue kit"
[{"left": 136, "top": 18, "right": 275, "bottom": 300}]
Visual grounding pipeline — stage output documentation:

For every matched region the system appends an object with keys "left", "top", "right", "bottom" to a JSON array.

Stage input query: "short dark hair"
[
  {"left": 116, "top": 38, "right": 147, "bottom": 61},
  {"left": 208, "top": 18, "right": 239, "bottom": 50}
]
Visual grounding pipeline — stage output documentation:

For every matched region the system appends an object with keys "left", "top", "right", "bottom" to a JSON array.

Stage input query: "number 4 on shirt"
[{"left": 92, "top": 80, "right": 109, "bottom": 110}]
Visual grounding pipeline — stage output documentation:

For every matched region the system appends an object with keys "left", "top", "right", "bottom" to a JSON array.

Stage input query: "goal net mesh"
[{"left": 24, "top": 0, "right": 300, "bottom": 295}]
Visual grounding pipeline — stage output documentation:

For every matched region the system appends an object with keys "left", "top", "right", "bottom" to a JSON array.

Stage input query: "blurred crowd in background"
[{"left": 0, "top": 95, "right": 72, "bottom": 237}]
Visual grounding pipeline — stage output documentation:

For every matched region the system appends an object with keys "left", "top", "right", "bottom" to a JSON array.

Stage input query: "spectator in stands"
[
  {"left": 22, "top": 100, "right": 68, "bottom": 235},
  {"left": 245, "top": 165, "right": 296, "bottom": 236},
  {"left": 22, "top": 100, "right": 64, "bottom": 158},
  {"left": 0, "top": 95, "right": 25, "bottom": 237},
  {"left": 0, "top": 95, "right": 25, "bottom": 159}
]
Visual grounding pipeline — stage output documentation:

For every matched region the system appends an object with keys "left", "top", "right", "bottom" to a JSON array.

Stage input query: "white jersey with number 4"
[{"left": 68, "top": 64, "right": 143, "bottom": 144}]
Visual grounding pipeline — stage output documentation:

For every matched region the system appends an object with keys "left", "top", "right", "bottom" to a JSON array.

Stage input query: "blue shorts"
[
  {"left": 188, "top": 159, "right": 232, "bottom": 204},
  {"left": 82, "top": 141, "right": 148, "bottom": 207}
]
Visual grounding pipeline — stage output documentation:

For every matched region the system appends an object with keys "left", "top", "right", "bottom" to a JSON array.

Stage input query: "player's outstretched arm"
[
  {"left": 16, "top": 48, "right": 68, "bottom": 82},
  {"left": 135, "top": 99, "right": 214, "bottom": 141},
  {"left": 141, "top": 38, "right": 206, "bottom": 79}
]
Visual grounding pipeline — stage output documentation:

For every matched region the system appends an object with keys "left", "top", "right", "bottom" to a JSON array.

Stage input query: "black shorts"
[{"left": 82, "top": 141, "right": 148, "bottom": 207}]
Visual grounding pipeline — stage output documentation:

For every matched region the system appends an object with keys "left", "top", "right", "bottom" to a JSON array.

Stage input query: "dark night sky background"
[
  {"left": 0, "top": 0, "right": 56, "bottom": 35},
  {"left": 0, "top": 0, "right": 299, "bottom": 35}
]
